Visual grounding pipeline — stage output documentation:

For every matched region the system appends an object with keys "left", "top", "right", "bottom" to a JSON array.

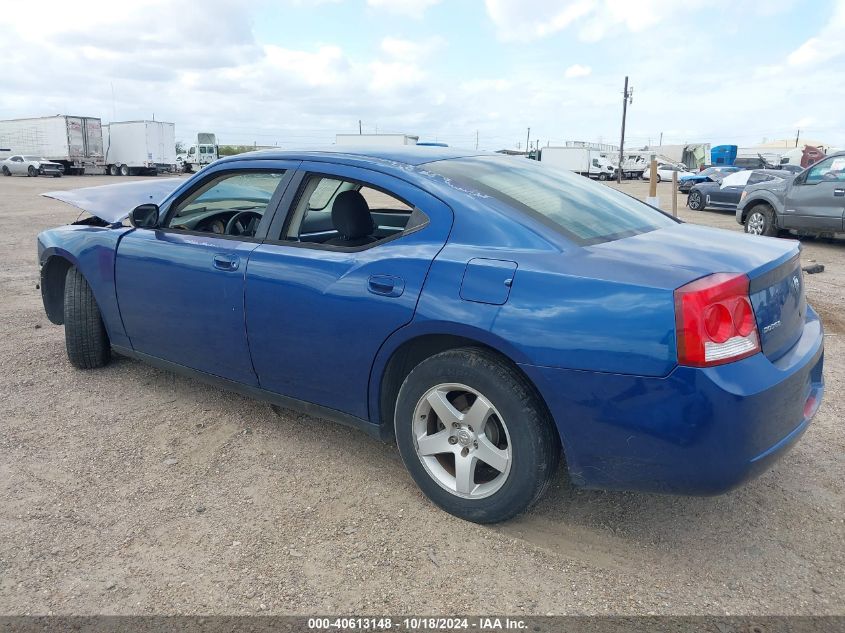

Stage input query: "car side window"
[
  {"left": 806, "top": 156, "right": 845, "bottom": 183},
  {"left": 281, "top": 174, "right": 425, "bottom": 248},
  {"left": 166, "top": 171, "right": 286, "bottom": 236}
]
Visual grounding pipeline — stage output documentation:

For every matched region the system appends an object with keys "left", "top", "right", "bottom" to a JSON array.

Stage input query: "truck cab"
[{"left": 177, "top": 133, "right": 219, "bottom": 173}]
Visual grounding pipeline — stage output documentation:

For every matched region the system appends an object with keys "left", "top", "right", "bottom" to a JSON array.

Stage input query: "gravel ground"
[{"left": 0, "top": 174, "right": 842, "bottom": 616}]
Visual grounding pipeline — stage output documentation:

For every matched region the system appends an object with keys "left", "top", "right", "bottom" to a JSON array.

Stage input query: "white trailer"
[
  {"left": 0, "top": 115, "right": 104, "bottom": 174},
  {"left": 104, "top": 120, "right": 177, "bottom": 176},
  {"left": 176, "top": 132, "right": 219, "bottom": 173},
  {"left": 335, "top": 133, "right": 419, "bottom": 146},
  {"left": 538, "top": 146, "right": 616, "bottom": 180}
]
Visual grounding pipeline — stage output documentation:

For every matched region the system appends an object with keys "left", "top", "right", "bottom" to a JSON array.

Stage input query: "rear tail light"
[{"left": 675, "top": 273, "right": 761, "bottom": 367}]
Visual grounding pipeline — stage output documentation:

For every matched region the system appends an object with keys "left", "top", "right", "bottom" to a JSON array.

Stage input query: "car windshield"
[{"left": 426, "top": 155, "right": 677, "bottom": 246}]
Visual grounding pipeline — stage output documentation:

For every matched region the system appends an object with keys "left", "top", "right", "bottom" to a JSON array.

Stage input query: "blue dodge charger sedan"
[{"left": 37, "top": 147, "right": 824, "bottom": 523}]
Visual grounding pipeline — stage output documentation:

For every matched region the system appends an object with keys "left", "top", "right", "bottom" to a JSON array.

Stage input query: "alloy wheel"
[
  {"left": 689, "top": 191, "right": 702, "bottom": 210},
  {"left": 746, "top": 211, "right": 765, "bottom": 235},
  {"left": 412, "top": 383, "right": 512, "bottom": 499}
]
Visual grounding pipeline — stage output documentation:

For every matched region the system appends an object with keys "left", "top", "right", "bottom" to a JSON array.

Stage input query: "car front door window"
[
  {"left": 166, "top": 171, "right": 286, "bottom": 237},
  {"left": 805, "top": 156, "right": 845, "bottom": 183}
]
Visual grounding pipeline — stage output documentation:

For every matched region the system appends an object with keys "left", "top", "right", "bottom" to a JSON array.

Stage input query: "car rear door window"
[
  {"left": 427, "top": 155, "right": 676, "bottom": 245},
  {"left": 280, "top": 175, "right": 425, "bottom": 248}
]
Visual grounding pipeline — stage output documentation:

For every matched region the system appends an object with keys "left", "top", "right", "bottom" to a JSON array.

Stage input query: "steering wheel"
[{"left": 225, "top": 211, "right": 262, "bottom": 237}]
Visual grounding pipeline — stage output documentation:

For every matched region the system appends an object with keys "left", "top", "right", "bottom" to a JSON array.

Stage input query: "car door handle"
[
  {"left": 368, "top": 274, "right": 404, "bottom": 297},
  {"left": 834, "top": 188, "right": 845, "bottom": 197},
  {"left": 212, "top": 253, "right": 240, "bottom": 271}
]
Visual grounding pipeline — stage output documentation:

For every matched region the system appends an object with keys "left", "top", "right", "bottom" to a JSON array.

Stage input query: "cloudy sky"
[{"left": 1, "top": 0, "right": 843, "bottom": 150}]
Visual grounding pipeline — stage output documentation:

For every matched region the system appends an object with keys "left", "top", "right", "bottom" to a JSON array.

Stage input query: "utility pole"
[
  {"left": 795, "top": 129, "right": 800, "bottom": 147},
  {"left": 359, "top": 120, "right": 362, "bottom": 135},
  {"left": 526, "top": 128, "right": 530, "bottom": 156},
  {"left": 658, "top": 131, "right": 663, "bottom": 146},
  {"left": 617, "top": 76, "right": 633, "bottom": 184},
  {"left": 476, "top": 130, "right": 479, "bottom": 150}
]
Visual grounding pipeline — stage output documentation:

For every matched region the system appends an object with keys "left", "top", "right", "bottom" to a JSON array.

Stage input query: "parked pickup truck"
[{"left": 737, "top": 151, "right": 845, "bottom": 237}]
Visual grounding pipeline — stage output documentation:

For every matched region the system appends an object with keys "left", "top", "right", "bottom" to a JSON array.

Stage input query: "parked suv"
[{"left": 737, "top": 152, "right": 845, "bottom": 236}]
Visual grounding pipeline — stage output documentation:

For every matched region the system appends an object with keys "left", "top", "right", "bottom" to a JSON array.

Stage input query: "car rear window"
[{"left": 426, "top": 155, "right": 677, "bottom": 245}]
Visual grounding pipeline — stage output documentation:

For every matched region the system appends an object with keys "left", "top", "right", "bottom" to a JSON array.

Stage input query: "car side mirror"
[{"left": 129, "top": 204, "right": 159, "bottom": 228}]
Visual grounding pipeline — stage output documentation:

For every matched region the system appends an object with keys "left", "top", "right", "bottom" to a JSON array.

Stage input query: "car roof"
[
  {"left": 751, "top": 169, "right": 791, "bottom": 177},
  {"left": 216, "top": 146, "right": 485, "bottom": 168}
]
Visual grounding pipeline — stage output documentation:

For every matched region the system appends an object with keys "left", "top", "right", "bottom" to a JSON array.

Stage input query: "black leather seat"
[{"left": 325, "top": 190, "right": 376, "bottom": 247}]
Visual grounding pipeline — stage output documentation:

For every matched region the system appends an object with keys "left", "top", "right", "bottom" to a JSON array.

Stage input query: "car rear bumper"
[{"left": 521, "top": 305, "right": 825, "bottom": 494}]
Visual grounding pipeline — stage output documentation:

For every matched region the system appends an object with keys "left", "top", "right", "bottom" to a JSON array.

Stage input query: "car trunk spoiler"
[{"left": 41, "top": 178, "right": 183, "bottom": 225}]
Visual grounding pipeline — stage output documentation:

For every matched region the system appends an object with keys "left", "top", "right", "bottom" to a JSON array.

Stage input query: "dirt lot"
[{"left": 0, "top": 174, "right": 843, "bottom": 616}]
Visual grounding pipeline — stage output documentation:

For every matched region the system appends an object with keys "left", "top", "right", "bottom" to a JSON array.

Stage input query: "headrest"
[{"left": 331, "top": 190, "right": 374, "bottom": 239}]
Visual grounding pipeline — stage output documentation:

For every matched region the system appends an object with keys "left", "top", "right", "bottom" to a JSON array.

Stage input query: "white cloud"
[
  {"left": 788, "top": 1, "right": 844, "bottom": 66},
  {"left": 366, "top": 0, "right": 441, "bottom": 19},
  {"left": 380, "top": 36, "right": 444, "bottom": 61},
  {"left": 484, "top": 0, "right": 595, "bottom": 41},
  {"left": 564, "top": 64, "right": 592, "bottom": 78}
]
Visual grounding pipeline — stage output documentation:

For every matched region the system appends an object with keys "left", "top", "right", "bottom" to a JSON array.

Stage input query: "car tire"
[
  {"left": 598, "top": 173, "right": 608, "bottom": 181},
  {"left": 688, "top": 189, "right": 704, "bottom": 210},
  {"left": 109, "top": 164, "right": 120, "bottom": 176},
  {"left": 2, "top": 166, "right": 9, "bottom": 176},
  {"left": 183, "top": 163, "right": 193, "bottom": 174},
  {"left": 63, "top": 266, "right": 110, "bottom": 369},
  {"left": 744, "top": 204, "right": 778, "bottom": 237},
  {"left": 119, "top": 164, "right": 130, "bottom": 176},
  {"left": 394, "top": 347, "right": 560, "bottom": 523},
  {"left": 28, "top": 165, "right": 38, "bottom": 177},
  {"left": 655, "top": 174, "right": 662, "bottom": 183}
]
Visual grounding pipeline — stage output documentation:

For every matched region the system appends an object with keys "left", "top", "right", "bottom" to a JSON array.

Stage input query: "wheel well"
[
  {"left": 377, "top": 334, "right": 556, "bottom": 443},
  {"left": 741, "top": 200, "right": 773, "bottom": 223},
  {"left": 40, "top": 256, "right": 73, "bottom": 325}
]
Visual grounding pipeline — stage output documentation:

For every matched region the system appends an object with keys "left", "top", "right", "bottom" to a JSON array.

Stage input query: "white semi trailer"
[
  {"left": 0, "top": 115, "right": 105, "bottom": 174},
  {"left": 104, "top": 120, "right": 177, "bottom": 176},
  {"left": 538, "top": 146, "right": 616, "bottom": 180}
]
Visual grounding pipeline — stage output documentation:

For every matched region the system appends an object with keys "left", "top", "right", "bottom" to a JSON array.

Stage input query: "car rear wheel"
[
  {"left": 119, "top": 164, "right": 130, "bottom": 176},
  {"left": 688, "top": 190, "right": 704, "bottom": 210},
  {"left": 28, "top": 166, "right": 37, "bottom": 177},
  {"left": 745, "top": 204, "right": 778, "bottom": 237},
  {"left": 1, "top": 166, "right": 9, "bottom": 176},
  {"left": 394, "top": 347, "right": 560, "bottom": 523},
  {"left": 63, "top": 266, "right": 110, "bottom": 369}
]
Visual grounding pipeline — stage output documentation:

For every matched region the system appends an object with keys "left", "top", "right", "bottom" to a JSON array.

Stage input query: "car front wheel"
[
  {"left": 745, "top": 204, "right": 778, "bottom": 237},
  {"left": 395, "top": 348, "right": 560, "bottom": 523},
  {"left": 688, "top": 190, "right": 704, "bottom": 210},
  {"left": 63, "top": 266, "right": 111, "bottom": 369}
]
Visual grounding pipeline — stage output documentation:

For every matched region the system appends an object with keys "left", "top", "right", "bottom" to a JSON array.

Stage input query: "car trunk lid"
[
  {"left": 749, "top": 253, "right": 806, "bottom": 360},
  {"left": 589, "top": 223, "right": 805, "bottom": 361}
]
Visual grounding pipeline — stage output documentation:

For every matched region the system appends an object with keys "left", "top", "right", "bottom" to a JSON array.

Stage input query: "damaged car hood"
[{"left": 42, "top": 178, "right": 183, "bottom": 224}]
